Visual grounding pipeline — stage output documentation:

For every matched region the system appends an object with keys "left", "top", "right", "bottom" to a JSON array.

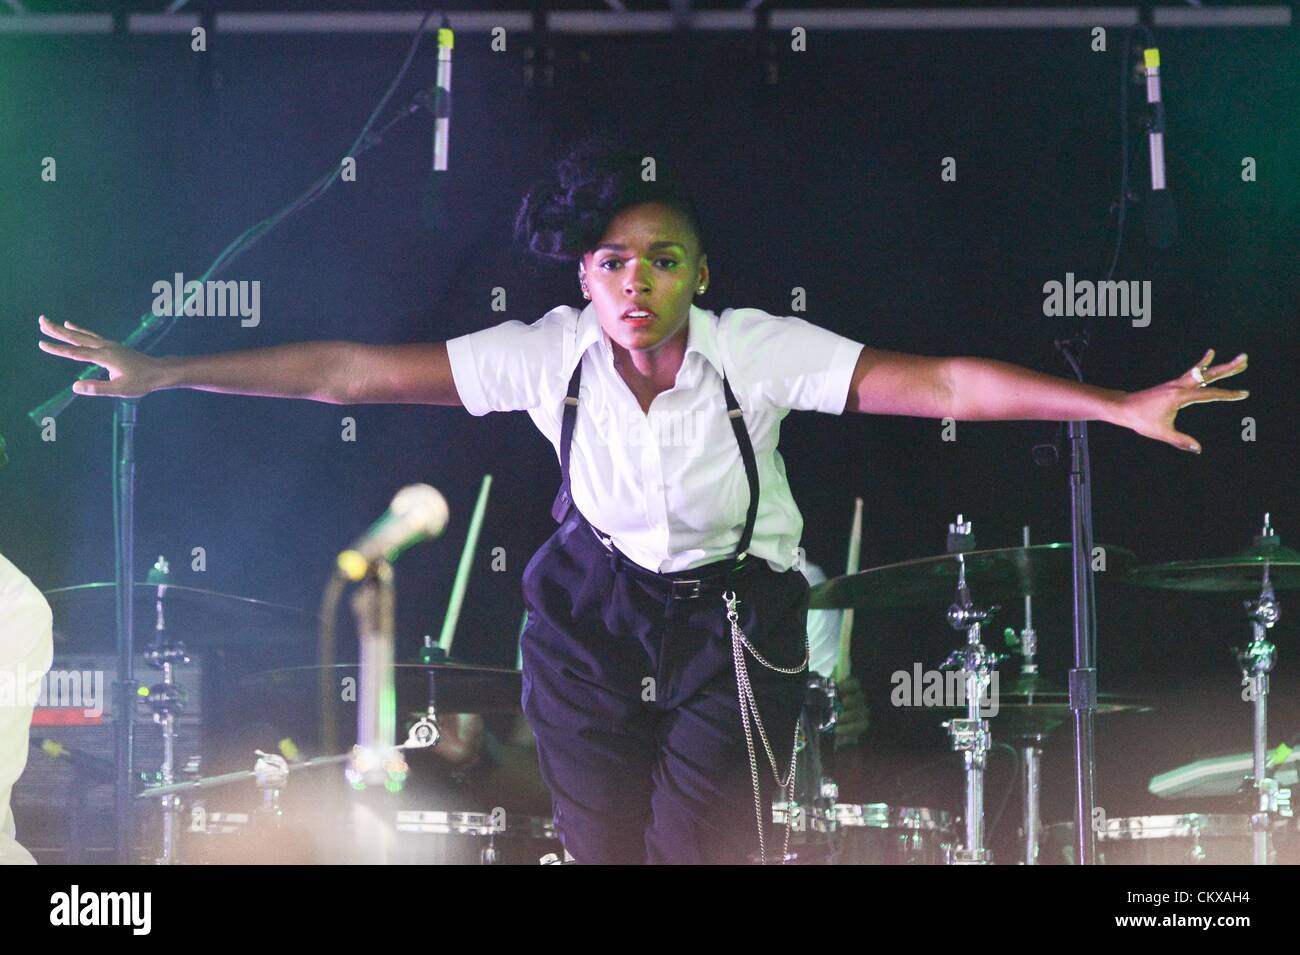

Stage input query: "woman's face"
[{"left": 580, "top": 202, "right": 708, "bottom": 356}]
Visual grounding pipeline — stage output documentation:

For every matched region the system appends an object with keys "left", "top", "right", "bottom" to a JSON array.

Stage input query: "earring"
[{"left": 696, "top": 286, "right": 705, "bottom": 295}]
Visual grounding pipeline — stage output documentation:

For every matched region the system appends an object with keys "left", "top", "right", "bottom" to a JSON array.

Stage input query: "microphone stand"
[
  {"left": 1058, "top": 333, "right": 1100, "bottom": 867},
  {"left": 1045, "top": 23, "right": 1152, "bottom": 866},
  {"left": 346, "top": 560, "right": 407, "bottom": 793},
  {"left": 25, "top": 79, "right": 441, "bottom": 864},
  {"left": 114, "top": 399, "right": 140, "bottom": 863}
]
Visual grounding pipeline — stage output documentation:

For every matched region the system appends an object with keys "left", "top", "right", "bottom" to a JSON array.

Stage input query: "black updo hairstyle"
[{"left": 513, "top": 130, "right": 707, "bottom": 264}]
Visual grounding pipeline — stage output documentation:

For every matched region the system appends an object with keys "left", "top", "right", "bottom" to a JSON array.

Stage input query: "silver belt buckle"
[{"left": 671, "top": 578, "right": 702, "bottom": 600}]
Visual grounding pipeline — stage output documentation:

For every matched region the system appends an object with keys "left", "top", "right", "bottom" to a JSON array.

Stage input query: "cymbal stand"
[
  {"left": 1237, "top": 514, "right": 1289, "bottom": 865},
  {"left": 941, "top": 516, "right": 1001, "bottom": 865},
  {"left": 141, "top": 556, "right": 191, "bottom": 865},
  {"left": 791, "top": 676, "right": 839, "bottom": 840},
  {"left": 1004, "top": 524, "right": 1044, "bottom": 865}
]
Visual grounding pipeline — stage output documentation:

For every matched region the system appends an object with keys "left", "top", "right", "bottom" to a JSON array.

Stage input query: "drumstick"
[
  {"left": 437, "top": 474, "right": 493, "bottom": 656},
  {"left": 832, "top": 497, "right": 863, "bottom": 683}
]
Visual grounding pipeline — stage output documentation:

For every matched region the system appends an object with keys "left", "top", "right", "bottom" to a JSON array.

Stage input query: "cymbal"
[
  {"left": 1127, "top": 543, "right": 1300, "bottom": 593},
  {"left": 43, "top": 581, "right": 320, "bottom": 648},
  {"left": 809, "top": 543, "right": 1137, "bottom": 611},
  {"left": 1150, "top": 748, "right": 1300, "bottom": 799},
  {"left": 239, "top": 663, "right": 523, "bottom": 716}
]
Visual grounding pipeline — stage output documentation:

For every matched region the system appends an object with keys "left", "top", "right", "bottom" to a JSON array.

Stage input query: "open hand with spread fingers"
[
  {"left": 1117, "top": 349, "right": 1250, "bottom": 454},
  {"left": 37, "top": 315, "right": 169, "bottom": 399}
]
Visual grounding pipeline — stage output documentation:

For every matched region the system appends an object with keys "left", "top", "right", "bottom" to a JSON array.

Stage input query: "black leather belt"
[{"left": 589, "top": 524, "right": 753, "bottom": 600}]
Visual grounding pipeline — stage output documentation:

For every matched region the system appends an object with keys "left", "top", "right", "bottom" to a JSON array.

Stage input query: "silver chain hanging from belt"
[{"left": 722, "top": 588, "right": 808, "bottom": 865}]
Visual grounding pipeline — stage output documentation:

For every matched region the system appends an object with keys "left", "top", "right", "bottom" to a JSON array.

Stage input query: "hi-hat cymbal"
[
  {"left": 43, "top": 581, "right": 320, "bottom": 648},
  {"left": 1127, "top": 542, "right": 1300, "bottom": 593},
  {"left": 240, "top": 663, "right": 524, "bottom": 716},
  {"left": 809, "top": 544, "right": 1136, "bottom": 611}
]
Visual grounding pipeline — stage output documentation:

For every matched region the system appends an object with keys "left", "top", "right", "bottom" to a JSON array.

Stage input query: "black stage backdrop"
[{"left": 1, "top": 19, "right": 1297, "bottom": 861}]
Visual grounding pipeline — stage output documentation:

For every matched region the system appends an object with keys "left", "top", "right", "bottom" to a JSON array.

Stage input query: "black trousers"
[{"left": 519, "top": 510, "right": 809, "bottom": 864}]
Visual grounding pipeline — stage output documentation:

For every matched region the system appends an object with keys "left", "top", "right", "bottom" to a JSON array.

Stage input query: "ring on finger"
[{"left": 1190, "top": 364, "right": 1209, "bottom": 387}]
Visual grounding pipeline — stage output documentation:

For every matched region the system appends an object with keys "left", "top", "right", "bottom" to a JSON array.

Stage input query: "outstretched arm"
[
  {"left": 37, "top": 315, "right": 463, "bottom": 407},
  {"left": 845, "top": 345, "right": 1249, "bottom": 454}
]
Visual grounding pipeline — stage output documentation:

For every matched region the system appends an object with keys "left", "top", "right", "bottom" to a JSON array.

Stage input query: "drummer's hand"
[
  {"left": 431, "top": 713, "right": 485, "bottom": 766},
  {"left": 38, "top": 315, "right": 169, "bottom": 398},
  {"left": 834, "top": 675, "right": 869, "bottom": 749},
  {"left": 1117, "top": 349, "right": 1249, "bottom": 454}
]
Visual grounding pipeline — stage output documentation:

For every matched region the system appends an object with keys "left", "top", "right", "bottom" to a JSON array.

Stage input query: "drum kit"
[
  {"left": 33, "top": 508, "right": 1299, "bottom": 865},
  {"left": 787, "top": 510, "right": 1299, "bottom": 865}
]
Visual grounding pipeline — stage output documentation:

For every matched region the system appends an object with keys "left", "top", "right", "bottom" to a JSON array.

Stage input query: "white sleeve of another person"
[{"left": 0, "top": 551, "right": 55, "bottom": 865}]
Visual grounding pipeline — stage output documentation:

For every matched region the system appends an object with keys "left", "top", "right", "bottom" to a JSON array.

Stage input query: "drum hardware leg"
[
  {"left": 1019, "top": 742, "right": 1043, "bottom": 865},
  {"left": 943, "top": 715, "right": 992, "bottom": 865}
]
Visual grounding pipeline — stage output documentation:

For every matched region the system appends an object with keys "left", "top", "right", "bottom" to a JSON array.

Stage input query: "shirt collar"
[{"left": 573, "top": 303, "right": 725, "bottom": 379}]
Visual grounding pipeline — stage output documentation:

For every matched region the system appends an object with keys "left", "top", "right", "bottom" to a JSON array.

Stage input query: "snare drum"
[
  {"left": 1042, "top": 813, "right": 1298, "bottom": 865},
  {"left": 774, "top": 802, "right": 954, "bottom": 864}
]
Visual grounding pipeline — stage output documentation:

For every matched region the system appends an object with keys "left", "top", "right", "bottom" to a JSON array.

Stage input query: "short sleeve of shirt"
[
  {"left": 718, "top": 308, "right": 865, "bottom": 415},
  {"left": 444, "top": 308, "right": 571, "bottom": 417}
]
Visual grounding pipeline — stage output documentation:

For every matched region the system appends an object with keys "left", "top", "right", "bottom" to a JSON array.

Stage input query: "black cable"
[
  {"left": 206, "top": 10, "right": 439, "bottom": 277},
  {"left": 1101, "top": 27, "right": 1136, "bottom": 283}
]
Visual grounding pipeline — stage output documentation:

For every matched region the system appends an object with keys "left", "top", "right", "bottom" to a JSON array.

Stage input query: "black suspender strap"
[
  {"left": 721, "top": 375, "right": 759, "bottom": 565},
  {"left": 550, "top": 358, "right": 583, "bottom": 523},
  {"left": 549, "top": 351, "right": 761, "bottom": 573}
]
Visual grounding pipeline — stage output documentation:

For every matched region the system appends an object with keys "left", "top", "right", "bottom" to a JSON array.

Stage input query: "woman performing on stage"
[{"left": 37, "top": 136, "right": 1250, "bottom": 864}]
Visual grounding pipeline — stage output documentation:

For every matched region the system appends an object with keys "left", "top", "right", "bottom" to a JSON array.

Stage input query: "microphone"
[
  {"left": 422, "top": 23, "right": 454, "bottom": 230},
  {"left": 336, "top": 484, "right": 449, "bottom": 581},
  {"left": 432, "top": 24, "right": 453, "bottom": 174},
  {"left": 1140, "top": 46, "right": 1178, "bottom": 248}
]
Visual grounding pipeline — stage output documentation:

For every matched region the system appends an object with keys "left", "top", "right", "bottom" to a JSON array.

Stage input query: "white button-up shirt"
[{"left": 447, "top": 304, "right": 864, "bottom": 573}]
